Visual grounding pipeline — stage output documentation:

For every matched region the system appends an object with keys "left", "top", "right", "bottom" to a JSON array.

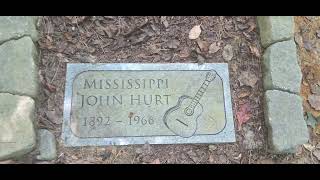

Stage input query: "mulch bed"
[{"left": 15, "top": 16, "right": 318, "bottom": 164}]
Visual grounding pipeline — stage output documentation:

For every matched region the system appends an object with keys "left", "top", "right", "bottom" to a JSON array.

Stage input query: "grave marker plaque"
[{"left": 62, "top": 63, "right": 235, "bottom": 146}]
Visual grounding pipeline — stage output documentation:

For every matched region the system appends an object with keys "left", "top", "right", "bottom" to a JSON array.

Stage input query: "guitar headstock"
[{"left": 205, "top": 70, "right": 217, "bottom": 82}]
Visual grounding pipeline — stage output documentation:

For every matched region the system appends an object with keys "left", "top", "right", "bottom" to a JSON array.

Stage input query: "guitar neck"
[{"left": 188, "top": 79, "right": 211, "bottom": 109}]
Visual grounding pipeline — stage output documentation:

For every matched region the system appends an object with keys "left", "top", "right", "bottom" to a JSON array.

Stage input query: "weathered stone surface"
[
  {"left": 257, "top": 16, "right": 294, "bottom": 48},
  {"left": 262, "top": 40, "right": 302, "bottom": 94},
  {"left": 0, "top": 36, "right": 39, "bottom": 98},
  {"left": 0, "top": 93, "right": 36, "bottom": 160},
  {"left": 264, "top": 90, "right": 309, "bottom": 153},
  {"left": 36, "top": 129, "right": 57, "bottom": 161},
  {"left": 0, "top": 16, "right": 38, "bottom": 44}
]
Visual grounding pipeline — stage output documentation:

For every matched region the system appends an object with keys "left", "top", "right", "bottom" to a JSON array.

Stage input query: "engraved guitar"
[{"left": 163, "top": 70, "right": 217, "bottom": 138}]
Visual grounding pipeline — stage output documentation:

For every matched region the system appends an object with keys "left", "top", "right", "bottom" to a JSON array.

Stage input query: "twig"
[
  {"left": 112, "top": 149, "right": 122, "bottom": 163},
  {"left": 50, "top": 61, "right": 60, "bottom": 83}
]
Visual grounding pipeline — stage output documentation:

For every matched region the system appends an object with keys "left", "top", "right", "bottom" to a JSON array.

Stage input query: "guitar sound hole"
[{"left": 184, "top": 108, "right": 193, "bottom": 116}]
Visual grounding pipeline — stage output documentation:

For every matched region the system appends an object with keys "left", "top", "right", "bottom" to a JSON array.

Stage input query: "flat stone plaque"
[{"left": 62, "top": 63, "right": 235, "bottom": 146}]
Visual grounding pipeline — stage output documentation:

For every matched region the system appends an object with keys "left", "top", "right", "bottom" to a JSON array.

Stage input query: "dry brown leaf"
[
  {"left": 44, "top": 82, "right": 57, "bottom": 93},
  {"left": 249, "top": 45, "right": 260, "bottom": 57},
  {"left": 294, "top": 33, "right": 304, "bottom": 48},
  {"left": 313, "top": 150, "right": 320, "bottom": 161},
  {"left": 222, "top": 44, "right": 233, "bottom": 61},
  {"left": 196, "top": 39, "right": 209, "bottom": 52},
  {"left": 208, "top": 42, "right": 221, "bottom": 54},
  {"left": 238, "top": 71, "right": 258, "bottom": 87},
  {"left": 303, "top": 143, "right": 315, "bottom": 152},
  {"left": 308, "top": 95, "right": 320, "bottom": 110},
  {"left": 238, "top": 92, "right": 250, "bottom": 98},
  {"left": 197, "top": 55, "right": 205, "bottom": 65},
  {"left": 178, "top": 48, "right": 190, "bottom": 58},
  {"left": 247, "top": 21, "right": 256, "bottom": 33},
  {"left": 161, "top": 16, "right": 169, "bottom": 28},
  {"left": 236, "top": 102, "right": 251, "bottom": 130},
  {"left": 188, "top": 25, "right": 201, "bottom": 40},
  {"left": 209, "top": 155, "right": 214, "bottom": 163},
  {"left": 46, "top": 110, "right": 62, "bottom": 125},
  {"left": 167, "top": 39, "right": 180, "bottom": 49},
  {"left": 310, "top": 83, "right": 320, "bottom": 95}
]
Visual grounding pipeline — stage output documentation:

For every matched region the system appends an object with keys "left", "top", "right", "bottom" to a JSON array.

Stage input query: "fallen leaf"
[
  {"left": 208, "top": 145, "right": 217, "bottom": 151},
  {"left": 46, "top": 110, "right": 62, "bottom": 125},
  {"left": 238, "top": 91, "right": 251, "bottom": 98},
  {"left": 44, "top": 82, "right": 57, "bottom": 93},
  {"left": 167, "top": 39, "right": 180, "bottom": 49},
  {"left": 247, "top": 21, "right": 256, "bottom": 33},
  {"left": 306, "top": 112, "right": 319, "bottom": 129},
  {"left": 310, "top": 83, "right": 320, "bottom": 95},
  {"left": 249, "top": 45, "right": 260, "bottom": 57},
  {"left": 237, "top": 87, "right": 251, "bottom": 98},
  {"left": 237, "top": 23, "right": 248, "bottom": 31},
  {"left": 294, "top": 33, "right": 304, "bottom": 47},
  {"left": 236, "top": 102, "right": 251, "bottom": 130},
  {"left": 230, "top": 63, "right": 238, "bottom": 72},
  {"left": 208, "top": 42, "right": 221, "bottom": 54},
  {"left": 317, "top": 30, "right": 320, "bottom": 39},
  {"left": 149, "top": 44, "right": 161, "bottom": 54},
  {"left": 45, "top": 20, "right": 54, "bottom": 34},
  {"left": 178, "top": 48, "right": 190, "bottom": 58},
  {"left": 150, "top": 159, "right": 161, "bottom": 164},
  {"left": 209, "top": 155, "right": 214, "bottom": 163},
  {"left": 197, "top": 55, "right": 205, "bottom": 65},
  {"left": 104, "top": 26, "right": 114, "bottom": 38},
  {"left": 188, "top": 25, "right": 201, "bottom": 40},
  {"left": 222, "top": 44, "right": 233, "bottom": 61},
  {"left": 306, "top": 16, "right": 317, "bottom": 21},
  {"left": 238, "top": 71, "right": 258, "bottom": 87},
  {"left": 303, "top": 40, "right": 314, "bottom": 51},
  {"left": 303, "top": 143, "right": 315, "bottom": 152},
  {"left": 161, "top": 16, "right": 169, "bottom": 28},
  {"left": 196, "top": 39, "right": 209, "bottom": 52},
  {"left": 308, "top": 95, "right": 320, "bottom": 110},
  {"left": 69, "top": 16, "right": 87, "bottom": 24},
  {"left": 313, "top": 150, "right": 320, "bottom": 161},
  {"left": 234, "top": 154, "right": 242, "bottom": 160}
]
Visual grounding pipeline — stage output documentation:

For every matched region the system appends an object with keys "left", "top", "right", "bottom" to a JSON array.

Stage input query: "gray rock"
[
  {"left": 262, "top": 40, "right": 302, "bottom": 94},
  {"left": 264, "top": 90, "right": 309, "bottom": 154},
  {"left": 0, "top": 16, "right": 39, "bottom": 44},
  {"left": 36, "top": 129, "right": 57, "bottom": 161},
  {"left": 0, "top": 93, "right": 36, "bottom": 160},
  {"left": 0, "top": 36, "right": 39, "bottom": 98},
  {"left": 257, "top": 16, "right": 294, "bottom": 48}
]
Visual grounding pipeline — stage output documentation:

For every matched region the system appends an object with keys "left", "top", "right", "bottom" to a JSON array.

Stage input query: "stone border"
[
  {"left": 257, "top": 16, "right": 309, "bottom": 153},
  {"left": 0, "top": 17, "right": 56, "bottom": 161}
]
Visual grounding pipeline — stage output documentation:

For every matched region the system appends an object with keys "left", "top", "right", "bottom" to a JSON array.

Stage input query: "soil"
[{"left": 9, "top": 16, "right": 320, "bottom": 164}]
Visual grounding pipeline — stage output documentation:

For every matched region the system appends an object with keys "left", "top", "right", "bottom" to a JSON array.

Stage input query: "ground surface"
[{"left": 9, "top": 16, "right": 320, "bottom": 164}]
